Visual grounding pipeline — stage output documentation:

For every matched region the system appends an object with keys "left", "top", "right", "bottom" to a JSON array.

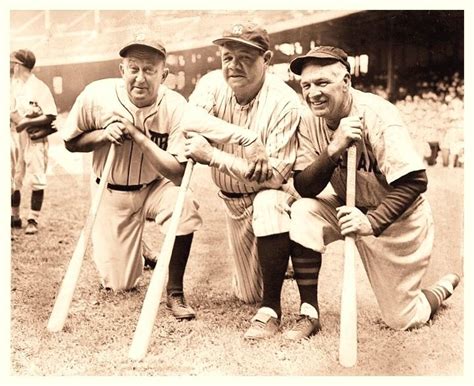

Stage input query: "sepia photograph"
[{"left": 2, "top": 1, "right": 470, "bottom": 382}]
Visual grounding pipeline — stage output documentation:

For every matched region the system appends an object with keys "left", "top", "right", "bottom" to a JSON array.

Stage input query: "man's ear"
[
  {"left": 263, "top": 50, "right": 273, "bottom": 66},
  {"left": 343, "top": 72, "right": 352, "bottom": 91},
  {"left": 161, "top": 67, "right": 169, "bottom": 84},
  {"left": 119, "top": 62, "right": 125, "bottom": 77}
]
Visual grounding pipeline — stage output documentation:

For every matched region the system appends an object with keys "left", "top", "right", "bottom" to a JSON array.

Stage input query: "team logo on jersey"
[
  {"left": 149, "top": 130, "right": 168, "bottom": 150},
  {"left": 338, "top": 151, "right": 382, "bottom": 175}
]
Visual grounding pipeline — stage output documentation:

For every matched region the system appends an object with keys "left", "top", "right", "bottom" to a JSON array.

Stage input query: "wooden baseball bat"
[
  {"left": 338, "top": 144, "right": 358, "bottom": 367},
  {"left": 129, "top": 159, "right": 195, "bottom": 361},
  {"left": 47, "top": 145, "right": 116, "bottom": 332}
]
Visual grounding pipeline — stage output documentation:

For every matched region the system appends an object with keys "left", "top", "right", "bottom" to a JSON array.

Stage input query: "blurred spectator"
[{"left": 394, "top": 71, "right": 464, "bottom": 167}]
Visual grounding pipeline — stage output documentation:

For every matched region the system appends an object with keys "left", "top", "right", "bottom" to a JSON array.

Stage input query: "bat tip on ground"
[
  {"left": 339, "top": 355, "right": 357, "bottom": 368},
  {"left": 46, "top": 321, "right": 64, "bottom": 333},
  {"left": 128, "top": 348, "right": 146, "bottom": 362}
]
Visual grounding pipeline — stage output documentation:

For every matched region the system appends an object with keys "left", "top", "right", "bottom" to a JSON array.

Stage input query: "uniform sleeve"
[
  {"left": 293, "top": 111, "right": 320, "bottom": 172},
  {"left": 182, "top": 104, "right": 258, "bottom": 146},
  {"left": 61, "top": 87, "right": 101, "bottom": 141},
  {"left": 186, "top": 72, "right": 258, "bottom": 146},
  {"left": 366, "top": 170, "right": 428, "bottom": 236},
  {"left": 367, "top": 104, "right": 425, "bottom": 184},
  {"left": 36, "top": 82, "right": 58, "bottom": 116},
  {"left": 166, "top": 94, "right": 187, "bottom": 163},
  {"left": 210, "top": 103, "right": 300, "bottom": 187},
  {"left": 188, "top": 72, "right": 217, "bottom": 114},
  {"left": 263, "top": 106, "right": 300, "bottom": 181}
]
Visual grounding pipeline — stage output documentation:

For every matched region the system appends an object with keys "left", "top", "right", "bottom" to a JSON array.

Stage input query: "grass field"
[{"left": 8, "top": 158, "right": 464, "bottom": 378}]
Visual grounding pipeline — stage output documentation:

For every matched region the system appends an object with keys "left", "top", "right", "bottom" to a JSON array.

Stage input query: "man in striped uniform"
[
  {"left": 183, "top": 22, "right": 302, "bottom": 339},
  {"left": 62, "top": 32, "right": 202, "bottom": 320}
]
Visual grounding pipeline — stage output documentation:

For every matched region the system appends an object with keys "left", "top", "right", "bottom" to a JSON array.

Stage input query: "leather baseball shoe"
[
  {"left": 244, "top": 308, "right": 280, "bottom": 340},
  {"left": 25, "top": 219, "right": 38, "bottom": 235},
  {"left": 166, "top": 293, "right": 196, "bottom": 320},
  {"left": 283, "top": 315, "right": 321, "bottom": 341}
]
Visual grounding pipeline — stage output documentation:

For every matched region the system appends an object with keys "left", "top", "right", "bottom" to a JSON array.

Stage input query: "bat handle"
[{"left": 346, "top": 145, "right": 356, "bottom": 207}]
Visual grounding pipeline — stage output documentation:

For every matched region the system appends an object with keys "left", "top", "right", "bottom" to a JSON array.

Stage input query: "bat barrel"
[
  {"left": 128, "top": 159, "right": 195, "bottom": 361},
  {"left": 47, "top": 145, "right": 116, "bottom": 332},
  {"left": 338, "top": 144, "right": 357, "bottom": 367},
  {"left": 339, "top": 236, "right": 357, "bottom": 367}
]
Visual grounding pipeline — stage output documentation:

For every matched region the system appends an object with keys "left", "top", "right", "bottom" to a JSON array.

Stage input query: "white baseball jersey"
[
  {"left": 63, "top": 78, "right": 201, "bottom": 290},
  {"left": 11, "top": 74, "right": 57, "bottom": 118},
  {"left": 189, "top": 70, "right": 301, "bottom": 194},
  {"left": 290, "top": 87, "right": 435, "bottom": 329},
  {"left": 63, "top": 78, "right": 187, "bottom": 185},
  {"left": 11, "top": 74, "right": 58, "bottom": 192},
  {"left": 188, "top": 70, "right": 301, "bottom": 302}
]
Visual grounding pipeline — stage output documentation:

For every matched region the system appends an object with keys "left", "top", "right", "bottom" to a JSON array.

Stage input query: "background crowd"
[{"left": 354, "top": 70, "right": 464, "bottom": 168}]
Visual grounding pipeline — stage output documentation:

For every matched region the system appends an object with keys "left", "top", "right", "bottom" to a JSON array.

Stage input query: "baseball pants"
[
  {"left": 91, "top": 177, "right": 202, "bottom": 291},
  {"left": 14, "top": 131, "right": 48, "bottom": 192},
  {"left": 219, "top": 188, "right": 296, "bottom": 304},
  {"left": 289, "top": 194, "right": 434, "bottom": 330}
]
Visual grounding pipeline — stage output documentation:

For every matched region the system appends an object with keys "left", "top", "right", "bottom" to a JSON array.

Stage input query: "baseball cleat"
[
  {"left": 283, "top": 315, "right": 321, "bottom": 341},
  {"left": 166, "top": 294, "right": 196, "bottom": 320},
  {"left": 25, "top": 219, "right": 38, "bottom": 235},
  {"left": 244, "top": 308, "right": 280, "bottom": 340},
  {"left": 11, "top": 216, "right": 22, "bottom": 229}
]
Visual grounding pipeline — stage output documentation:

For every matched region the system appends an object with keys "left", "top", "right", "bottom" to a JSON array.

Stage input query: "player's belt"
[
  {"left": 220, "top": 190, "right": 245, "bottom": 199},
  {"left": 95, "top": 177, "right": 153, "bottom": 192}
]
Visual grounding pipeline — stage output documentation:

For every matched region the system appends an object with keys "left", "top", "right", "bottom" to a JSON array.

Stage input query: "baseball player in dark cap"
[
  {"left": 62, "top": 31, "right": 202, "bottom": 319},
  {"left": 10, "top": 49, "right": 58, "bottom": 235},
  {"left": 183, "top": 22, "right": 302, "bottom": 339},
  {"left": 283, "top": 45, "right": 460, "bottom": 339}
]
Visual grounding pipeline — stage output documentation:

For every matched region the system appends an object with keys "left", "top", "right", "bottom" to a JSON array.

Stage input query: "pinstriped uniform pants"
[{"left": 218, "top": 188, "right": 296, "bottom": 304}]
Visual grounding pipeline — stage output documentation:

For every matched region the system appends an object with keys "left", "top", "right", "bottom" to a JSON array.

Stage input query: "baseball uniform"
[
  {"left": 188, "top": 70, "right": 301, "bottom": 303},
  {"left": 290, "top": 87, "right": 435, "bottom": 330},
  {"left": 10, "top": 79, "right": 20, "bottom": 193},
  {"left": 62, "top": 78, "right": 202, "bottom": 290},
  {"left": 11, "top": 74, "right": 57, "bottom": 194}
]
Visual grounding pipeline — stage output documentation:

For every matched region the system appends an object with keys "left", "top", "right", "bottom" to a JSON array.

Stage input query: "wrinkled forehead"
[
  {"left": 123, "top": 46, "right": 164, "bottom": 65},
  {"left": 220, "top": 42, "right": 263, "bottom": 57},
  {"left": 300, "top": 61, "right": 346, "bottom": 80}
]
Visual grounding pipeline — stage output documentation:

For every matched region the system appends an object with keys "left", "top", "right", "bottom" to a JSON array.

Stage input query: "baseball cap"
[
  {"left": 290, "top": 46, "right": 351, "bottom": 75},
  {"left": 213, "top": 22, "right": 270, "bottom": 52},
  {"left": 10, "top": 49, "right": 36, "bottom": 70},
  {"left": 119, "top": 31, "right": 166, "bottom": 58}
]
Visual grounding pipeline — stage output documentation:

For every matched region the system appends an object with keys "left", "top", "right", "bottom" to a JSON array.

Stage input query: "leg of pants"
[
  {"left": 220, "top": 192, "right": 262, "bottom": 304},
  {"left": 290, "top": 194, "right": 434, "bottom": 330}
]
